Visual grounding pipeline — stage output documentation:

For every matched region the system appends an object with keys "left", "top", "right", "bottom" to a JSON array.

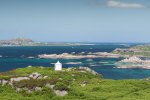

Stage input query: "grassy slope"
[{"left": 0, "top": 67, "right": 150, "bottom": 100}]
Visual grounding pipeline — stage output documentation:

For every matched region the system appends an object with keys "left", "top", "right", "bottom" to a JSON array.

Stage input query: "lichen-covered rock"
[
  {"left": 0, "top": 79, "right": 2, "bottom": 84},
  {"left": 35, "top": 87, "right": 42, "bottom": 91},
  {"left": 46, "top": 84, "right": 55, "bottom": 89},
  {"left": 27, "top": 90, "right": 33, "bottom": 93},
  {"left": 1, "top": 79, "right": 9, "bottom": 86},
  {"left": 16, "top": 88, "right": 22, "bottom": 92},
  {"left": 10, "top": 77, "right": 30, "bottom": 82},
  {"left": 43, "top": 76, "right": 48, "bottom": 79},
  {"left": 58, "top": 78, "right": 62, "bottom": 80},
  {"left": 22, "top": 87, "right": 29, "bottom": 91},
  {"left": 8, "top": 82, "right": 13, "bottom": 87},
  {"left": 27, "top": 65, "right": 32, "bottom": 68},
  {"left": 81, "top": 84, "right": 86, "bottom": 87},
  {"left": 29, "top": 72, "right": 42, "bottom": 79},
  {"left": 81, "top": 80, "right": 88, "bottom": 87},
  {"left": 40, "top": 66, "right": 44, "bottom": 69},
  {"left": 54, "top": 90, "right": 68, "bottom": 96},
  {"left": 79, "top": 67, "right": 98, "bottom": 75}
]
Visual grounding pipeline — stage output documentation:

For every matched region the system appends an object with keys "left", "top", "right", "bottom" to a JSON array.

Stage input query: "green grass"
[{"left": 0, "top": 66, "right": 150, "bottom": 100}]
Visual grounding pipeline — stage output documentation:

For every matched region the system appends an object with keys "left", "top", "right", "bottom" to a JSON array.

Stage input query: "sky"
[{"left": 0, "top": 0, "right": 150, "bottom": 43}]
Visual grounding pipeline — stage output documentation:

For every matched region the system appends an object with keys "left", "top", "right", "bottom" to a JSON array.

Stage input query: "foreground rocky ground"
[{"left": 0, "top": 66, "right": 150, "bottom": 100}]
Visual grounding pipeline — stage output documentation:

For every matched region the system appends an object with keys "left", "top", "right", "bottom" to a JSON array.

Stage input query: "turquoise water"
[{"left": 0, "top": 43, "right": 150, "bottom": 79}]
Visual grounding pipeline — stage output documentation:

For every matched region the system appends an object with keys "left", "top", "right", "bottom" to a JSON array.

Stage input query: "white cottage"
[{"left": 54, "top": 61, "right": 62, "bottom": 71}]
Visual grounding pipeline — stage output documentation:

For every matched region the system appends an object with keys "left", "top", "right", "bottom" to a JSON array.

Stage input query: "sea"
[{"left": 0, "top": 43, "right": 150, "bottom": 79}]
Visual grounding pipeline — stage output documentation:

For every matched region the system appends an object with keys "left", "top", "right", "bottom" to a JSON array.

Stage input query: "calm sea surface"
[{"left": 0, "top": 43, "right": 150, "bottom": 79}]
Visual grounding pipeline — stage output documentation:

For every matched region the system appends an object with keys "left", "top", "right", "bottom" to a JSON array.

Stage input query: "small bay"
[{"left": 0, "top": 43, "right": 150, "bottom": 79}]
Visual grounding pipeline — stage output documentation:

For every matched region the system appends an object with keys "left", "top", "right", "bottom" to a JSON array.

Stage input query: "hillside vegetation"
[{"left": 0, "top": 66, "right": 150, "bottom": 100}]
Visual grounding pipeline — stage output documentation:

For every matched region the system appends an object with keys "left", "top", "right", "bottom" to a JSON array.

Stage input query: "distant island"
[
  {"left": 0, "top": 38, "right": 95, "bottom": 46},
  {"left": 0, "top": 38, "right": 34, "bottom": 46},
  {"left": 38, "top": 52, "right": 122, "bottom": 59},
  {"left": 112, "top": 45, "right": 150, "bottom": 57},
  {"left": 113, "top": 45, "right": 150, "bottom": 69}
]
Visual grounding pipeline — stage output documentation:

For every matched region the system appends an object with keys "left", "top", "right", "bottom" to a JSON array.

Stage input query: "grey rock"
[
  {"left": 1, "top": 80, "right": 9, "bottom": 86},
  {"left": 79, "top": 67, "right": 98, "bottom": 75},
  {"left": 27, "top": 90, "right": 33, "bottom": 93},
  {"left": 54, "top": 90, "right": 68, "bottom": 96},
  {"left": 29, "top": 72, "right": 42, "bottom": 79},
  {"left": 10, "top": 77, "right": 30, "bottom": 82},
  {"left": 35, "top": 87, "right": 42, "bottom": 91},
  {"left": 27, "top": 65, "right": 32, "bottom": 68},
  {"left": 81, "top": 84, "right": 86, "bottom": 87},
  {"left": 0, "top": 79, "right": 2, "bottom": 84},
  {"left": 43, "top": 76, "right": 48, "bottom": 79},
  {"left": 22, "top": 87, "right": 29, "bottom": 91},
  {"left": 58, "top": 78, "right": 62, "bottom": 80},
  {"left": 16, "top": 88, "right": 22, "bottom": 92},
  {"left": 46, "top": 84, "right": 55, "bottom": 89}
]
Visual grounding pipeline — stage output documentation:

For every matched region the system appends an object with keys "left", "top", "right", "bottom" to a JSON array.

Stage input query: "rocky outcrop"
[
  {"left": 54, "top": 90, "right": 68, "bottom": 96},
  {"left": 29, "top": 72, "right": 42, "bottom": 79},
  {"left": 0, "top": 79, "right": 9, "bottom": 86},
  {"left": 35, "top": 87, "right": 42, "bottom": 91},
  {"left": 43, "top": 76, "right": 48, "bottom": 79},
  {"left": 120, "top": 56, "right": 142, "bottom": 63},
  {"left": 81, "top": 81, "right": 88, "bottom": 87},
  {"left": 10, "top": 77, "right": 30, "bottom": 82},
  {"left": 0, "top": 73, "right": 42, "bottom": 87},
  {"left": 116, "top": 56, "right": 150, "bottom": 69},
  {"left": 120, "top": 56, "right": 150, "bottom": 64},
  {"left": 0, "top": 72, "right": 69, "bottom": 96},
  {"left": 38, "top": 52, "right": 121, "bottom": 59},
  {"left": 79, "top": 67, "right": 98, "bottom": 75},
  {"left": 0, "top": 67, "right": 98, "bottom": 97},
  {"left": 46, "top": 84, "right": 55, "bottom": 89}
]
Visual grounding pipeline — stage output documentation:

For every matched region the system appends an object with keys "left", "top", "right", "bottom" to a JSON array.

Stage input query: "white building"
[{"left": 54, "top": 61, "right": 62, "bottom": 71}]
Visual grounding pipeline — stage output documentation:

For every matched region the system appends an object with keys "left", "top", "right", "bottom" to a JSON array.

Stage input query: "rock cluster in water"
[
  {"left": 120, "top": 56, "right": 142, "bottom": 63},
  {"left": 38, "top": 52, "right": 121, "bottom": 59},
  {"left": 116, "top": 56, "right": 150, "bottom": 69}
]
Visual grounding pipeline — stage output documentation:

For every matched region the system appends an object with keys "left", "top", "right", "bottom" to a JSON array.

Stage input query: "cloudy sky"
[{"left": 0, "top": 0, "right": 150, "bottom": 42}]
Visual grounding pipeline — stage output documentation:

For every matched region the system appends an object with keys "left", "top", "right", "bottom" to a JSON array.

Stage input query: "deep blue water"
[{"left": 0, "top": 43, "right": 150, "bottom": 79}]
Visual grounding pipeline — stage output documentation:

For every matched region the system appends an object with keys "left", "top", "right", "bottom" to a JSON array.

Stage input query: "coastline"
[{"left": 38, "top": 52, "right": 122, "bottom": 59}]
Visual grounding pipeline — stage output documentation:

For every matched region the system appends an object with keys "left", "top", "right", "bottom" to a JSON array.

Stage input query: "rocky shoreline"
[
  {"left": 38, "top": 52, "right": 122, "bottom": 59},
  {"left": 116, "top": 56, "right": 150, "bottom": 69}
]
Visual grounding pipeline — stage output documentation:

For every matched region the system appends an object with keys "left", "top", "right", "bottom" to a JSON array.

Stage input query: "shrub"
[
  {"left": 54, "top": 82, "right": 69, "bottom": 91},
  {"left": 49, "top": 78, "right": 59, "bottom": 85},
  {"left": 92, "top": 87, "right": 101, "bottom": 92},
  {"left": 13, "top": 79, "right": 51, "bottom": 89}
]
